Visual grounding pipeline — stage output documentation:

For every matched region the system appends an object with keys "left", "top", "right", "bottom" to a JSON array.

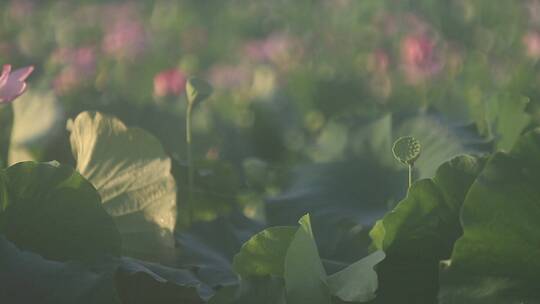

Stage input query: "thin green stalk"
[
  {"left": 0, "top": 104, "right": 14, "bottom": 169},
  {"left": 408, "top": 164, "right": 413, "bottom": 189},
  {"left": 420, "top": 83, "right": 428, "bottom": 111},
  {"left": 186, "top": 103, "right": 194, "bottom": 225}
]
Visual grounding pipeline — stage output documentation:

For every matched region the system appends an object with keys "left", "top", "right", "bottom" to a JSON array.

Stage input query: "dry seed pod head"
[{"left": 392, "top": 136, "right": 421, "bottom": 166}]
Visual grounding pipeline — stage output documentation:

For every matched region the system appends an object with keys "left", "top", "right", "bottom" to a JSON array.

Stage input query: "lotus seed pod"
[{"left": 392, "top": 136, "right": 421, "bottom": 165}]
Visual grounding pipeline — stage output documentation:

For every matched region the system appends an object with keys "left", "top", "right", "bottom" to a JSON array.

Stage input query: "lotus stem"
[
  {"left": 186, "top": 103, "right": 194, "bottom": 225},
  {"left": 408, "top": 164, "right": 413, "bottom": 189}
]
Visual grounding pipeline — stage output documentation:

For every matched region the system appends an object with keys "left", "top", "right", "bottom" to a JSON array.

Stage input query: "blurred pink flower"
[
  {"left": 243, "top": 33, "right": 303, "bottom": 66},
  {"left": 52, "top": 47, "right": 96, "bottom": 74},
  {"left": 9, "top": 0, "right": 34, "bottom": 21},
  {"left": 244, "top": 41, "right": 264, "bottom": 61},
  {"left": 523, "top": 31, "right": 540, "bottom": 59},
  {"left": 0, "top": 64, "right": 34, "bottom": 104},
  {"left": 73, "top": 47, "right": 96, "bottom": 73},
  {"left": 53, "top": 69, "right": 79, "bottom": 95},
  {"left": 401, "top": 34, "right": 443, "bottom": 84},
  {"left": 209, "top": 65, "right": 251, "bottom": 89},
  {"left": 103, "top": 19, "right": 147, "bottom": 60},
  {"left": 153, "top": 69, "right": 187, "bottom": 97},
  {"left": 52, "top": 47, "right": 97, "bottom": 94},
  {"left": 101, "top": 4, "right": 147, "bottom": 60}
]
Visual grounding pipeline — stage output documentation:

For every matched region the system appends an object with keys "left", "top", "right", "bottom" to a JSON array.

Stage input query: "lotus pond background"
[{"left": 2, "top": 1, "right": 540, "bottom": 303}]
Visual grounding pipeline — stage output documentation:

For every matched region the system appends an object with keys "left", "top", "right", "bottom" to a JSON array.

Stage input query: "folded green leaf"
[
  {"left": 327, "top": 250, "right": 385, "bottom": 303},
  {"left": 284, "top": 214, "right": 331, "bottom": 304},
  {"left": 186, "top": 77, "right": 213, "bottom": 108},
  {"left": 233, "top": 226, "right": 296, "bottom": 278},
  {"left": 231, "top": 213, "right": 384, "bottom": 303}
]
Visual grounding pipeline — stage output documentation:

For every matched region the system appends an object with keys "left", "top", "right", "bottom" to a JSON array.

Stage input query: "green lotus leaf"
[
  {"left": 370, "top": 155, "right": 486, "bottom": 303},
  {"left": 451, "top": 128, "right": 540, "bottom": 279},
  {"left": 207, "top": 277, "right": 286, "bottom": 304},
  {"left": 115, "top": 257, "right": 208, "bottom": 304},
  {"left": 69, "top": 111, "right": 177, "bottom": 262},
  {"left": 0, "top": 236, "right": 120, "bottom": 304},
  {"left": 176, "top": 213, "right": 262, "bottom": 288},
  {"left": 439, "top": 269, "right": 539, "bottom": 304},
  {"left": 0, "top": 161, "right": 121, "bottom": 261},
  {"left": 233, "top": 226, "right": 296, "bottom": 278}
]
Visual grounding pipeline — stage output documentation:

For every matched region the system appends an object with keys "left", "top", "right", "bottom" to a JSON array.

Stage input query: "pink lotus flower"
[
  {"left": 209, "top": 64, "right": 251, "bottom": 89},
  {"left": 401, "top": 34, "right": 443, "bottom": 84},
  {"left": 243, "top": 33, "right": 303, "bottom": 66},
  {"left": 103, "top": 19, "right": 147, "bottom": 60},
  {"left": 244, "top": 37, "right": 284, "bottom": 62},
  {"left": 52, "top": 46, "right": 97, "bottom": 94},
  {"left": 101, "top": 4, "right": 147, "bottom": 61},
  {"left": 523, "top": 31, "right": 540, "bottom": 59},
  {"left": 0, "top": 64, "right": 34, "bottom": 104},
  {"left": 153, "top": 69, "right": 187, "bottom": 97}
]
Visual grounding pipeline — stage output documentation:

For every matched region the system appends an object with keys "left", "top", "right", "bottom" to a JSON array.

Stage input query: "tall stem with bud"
[
  {"left": 184, "top": 77, "right": 213, "bottom": 226},
  {"left": 185, "top": 102, "right": 194, "bottom": 224}
]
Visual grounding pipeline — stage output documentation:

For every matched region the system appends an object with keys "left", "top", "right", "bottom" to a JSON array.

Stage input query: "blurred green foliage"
[
  {"left": 2, "top": 1, "right": 540, "bottom": 302},
  {"left": 2, "top": 0, "right": 537, "bottom": 223}
]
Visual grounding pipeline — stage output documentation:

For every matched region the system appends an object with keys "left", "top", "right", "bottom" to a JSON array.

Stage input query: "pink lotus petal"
[
  {"left": 0, "top": 79, "right": 26, "bottom": 103},
  {"left": 11, "top": 65, "right": 34, "bottom": 81},
  {"left": 0, "top": 64, "right": 33, "bottom": 104},
  {"left": 0, "top": 65, "right": 12, "bottom": 88}
]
